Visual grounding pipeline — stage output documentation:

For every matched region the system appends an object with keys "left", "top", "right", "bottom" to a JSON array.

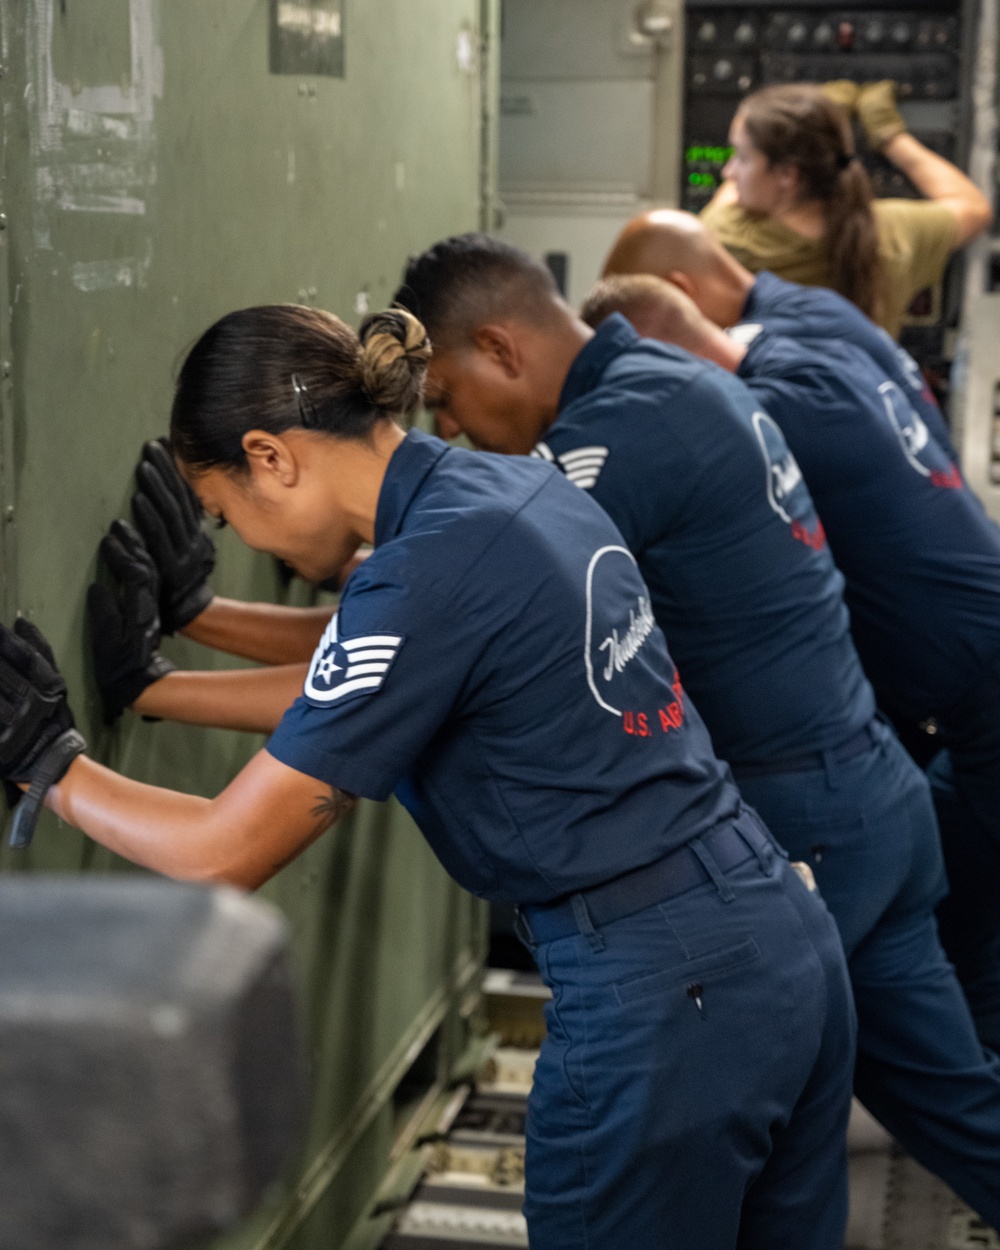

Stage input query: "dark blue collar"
[
  {"left": 558, "top": 314, "right": 640, "bottom": 413},
  {"left": 375, "top": 428, "right": 449, "bottom": 547},
  {"left": 741, "top": 271, "right": 781, "bottom": 320}
]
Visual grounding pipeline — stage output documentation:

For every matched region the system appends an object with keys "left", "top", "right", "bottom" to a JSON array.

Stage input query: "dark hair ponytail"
[
  {"left": 740, "top": 84, "right": 885, "bottom": 320},
  {"left": 170, "top": 304, "right": 431, "bottom": 473}
]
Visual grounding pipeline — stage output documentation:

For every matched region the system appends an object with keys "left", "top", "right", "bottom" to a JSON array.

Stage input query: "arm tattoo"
[{"left": 309, "top": 786, "right": 356, "bottom": 840}]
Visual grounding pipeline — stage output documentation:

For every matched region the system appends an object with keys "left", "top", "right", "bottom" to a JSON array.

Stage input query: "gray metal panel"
[
  {"left": 500, "top": 79, "right": 655, "bottom": 191},
  {"left": 500, "top": 0, "right": 655, "bottom": 80}
]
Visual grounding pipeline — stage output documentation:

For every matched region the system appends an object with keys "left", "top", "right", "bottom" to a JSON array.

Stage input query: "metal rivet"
[
  {"left": 2, "top": 361, "right": 10, "bottom": 378},
  {"left": 4, "top": 506, "right": 14, "bottom": 523},
  {"left": 0, "top": 214, "right": 8, "bottom": 230}
]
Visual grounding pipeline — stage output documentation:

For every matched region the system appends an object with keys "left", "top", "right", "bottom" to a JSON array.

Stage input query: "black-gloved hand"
[
  {"left": 2, "top": 618, "right": 57, "bottom": 812},
  {"left": 132, "top": 438, "right": 215, "bottom": 634},
  {"left": 0, "top": 616, "right": 87, "bottom": 849},
  {"left": 87, "top": 519, "right": 177, "bottom": 724}
]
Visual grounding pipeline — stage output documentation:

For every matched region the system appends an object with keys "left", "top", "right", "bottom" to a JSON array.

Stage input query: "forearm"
[
  {"left": 132, "top": 664, "right": 308, "bottom": 733},
  {"left": 48, "top": 756, "right": 232, "bottom": 882},
  {"left": 883, "top": 133, "right": 992, "bottom": 241},
  {"left": 47, "top": 751, "right": 355, "bottom": 889},
  {"left": 884, "top": 132, "right": 975, "bottom": 199},
  {"left": 181, "top": 597, "right": 334, "bottom": 664}
]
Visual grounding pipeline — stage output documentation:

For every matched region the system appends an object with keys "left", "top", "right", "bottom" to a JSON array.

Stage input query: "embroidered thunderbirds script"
[
  {"left": 877, "top": 325, "right": 932, "bottom": 401},
  {"left": 751, "top": 410, "right": 827, "bottom": 549},
  {"left": 585, "top": 545, "right": 656, "bottom": 716},
  {"left": 598, "top": 597, "right": 656, "bottom": 682},
  {"left": 752, "top": 410, "right": 804, "bottom": 523},
  {"left": 533, "top": 441, "right": 610, "bottom": 490},
  {"left": 878, "top": 380, "right": 961, "bottom": 488},
  {"left": 304, "top": 613, "right": 403, "bottom": 705}
]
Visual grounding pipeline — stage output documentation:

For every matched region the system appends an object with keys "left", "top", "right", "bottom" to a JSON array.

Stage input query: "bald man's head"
[
  {"left": 580, "top": 273, "right": 745, "bottom": 374},
  {"left": 602, "top": 210, "right": 753, "bottom": 328}
]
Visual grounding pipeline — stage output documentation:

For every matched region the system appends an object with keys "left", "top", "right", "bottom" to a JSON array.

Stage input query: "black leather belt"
[
  {"left": 728, "top": 720, "right": 880, "bottom": 780},
  {"left": 516, "top": 809, "right": 773, "bottom": 946}
]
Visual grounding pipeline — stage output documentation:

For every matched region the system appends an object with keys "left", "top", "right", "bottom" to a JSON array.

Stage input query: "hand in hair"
[
  {"left": 821, "top": 80, "right": 861, "bottom": 116},
  {"left": 856, "top": 81, "right": 907, "bottom": 151}
]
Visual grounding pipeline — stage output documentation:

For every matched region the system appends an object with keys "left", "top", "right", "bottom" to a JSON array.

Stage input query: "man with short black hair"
[{"left": 394, "top": 234, "right": 1000, "bottom": 1236}]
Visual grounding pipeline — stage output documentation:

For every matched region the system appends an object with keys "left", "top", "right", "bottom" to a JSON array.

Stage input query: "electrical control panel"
[
  {"left": 682, "top": 2, "right": 964, "bottom": 211},
  {"left": 681, "top": 0, "right": 972, "bottom": 361}
]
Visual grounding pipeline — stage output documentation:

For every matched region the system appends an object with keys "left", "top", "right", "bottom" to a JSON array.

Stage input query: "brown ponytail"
[{"left": 739, "top": 84, "right": 885, "bottom": 321}]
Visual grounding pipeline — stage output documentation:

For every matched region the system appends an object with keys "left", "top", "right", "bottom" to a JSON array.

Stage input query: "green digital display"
[
  {"left": 688, "top": 172, "right": 718, "bottom": 187},
  {"left": 685, "top": 144, "right": 734, "bottom": 166}
]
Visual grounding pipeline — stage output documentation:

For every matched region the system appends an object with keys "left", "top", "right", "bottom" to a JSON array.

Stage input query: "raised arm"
[
  {"left": 47, "top": 748, "right": 355, "bottom": 889},
  {"left": 857, "top": 82, "right": 993, "bottom": 246},
  {"left": 881, "top": 134, "right": 992, "bottom": 245}
]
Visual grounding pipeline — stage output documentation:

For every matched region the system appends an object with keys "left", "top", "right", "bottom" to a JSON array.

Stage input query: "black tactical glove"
[
  {"left": 2, "top": 617, "right": 62, "bottom": 817},
  {"left": 87, "top": 519, "right": 177, "bottom": 724},
  {"left": 0, "top": 616, "right": 87, "bottom": 849},
  {"left": 132, "top": 438, "right": 216, "bottom": 634}
]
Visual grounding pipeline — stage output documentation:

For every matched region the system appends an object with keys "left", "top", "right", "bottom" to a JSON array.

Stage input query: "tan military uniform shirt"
[{"left": 700, "top": 197, "right": 958, "bottom": 338}]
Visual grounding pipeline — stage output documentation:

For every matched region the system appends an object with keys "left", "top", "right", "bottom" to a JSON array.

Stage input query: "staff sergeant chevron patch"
[
  {"left": 304, "top": 614, "right": 404, "bottom": 706},
  {"left": 532, "top": 441, "right": 610, "bottom": 491}
]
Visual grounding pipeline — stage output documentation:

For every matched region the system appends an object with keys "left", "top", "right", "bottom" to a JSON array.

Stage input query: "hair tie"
[{"left": 836, "top": 151, "right": 858, "bottom": 171}]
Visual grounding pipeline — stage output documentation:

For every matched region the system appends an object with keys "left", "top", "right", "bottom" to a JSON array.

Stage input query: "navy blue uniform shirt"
[
  {"left": 738, "top": 271, "right": 957, "bottom": 462},
  {"left": 536, "top": 314, "right": 874, "bottom": 764},
  {"left": 268, "top": 429, "right": 738, "bottom": 904},
  {"left": 738, "top": 330, "right": 1000, "bottom": 721}
]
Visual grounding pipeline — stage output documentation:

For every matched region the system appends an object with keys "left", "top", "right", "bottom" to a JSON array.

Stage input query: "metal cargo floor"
[{"left": 378, "top": 976, "right": 1000, "bottom": 1250}]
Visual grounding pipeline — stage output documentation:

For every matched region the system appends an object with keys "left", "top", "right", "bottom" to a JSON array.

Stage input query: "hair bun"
[{"left": 357, "top": 307, "right": 432, "bottom": 414}]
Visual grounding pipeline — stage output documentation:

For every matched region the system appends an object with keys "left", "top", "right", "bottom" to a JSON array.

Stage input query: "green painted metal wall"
[{"left": 0, "top": 2, "right": 496, "bottom": 1245}]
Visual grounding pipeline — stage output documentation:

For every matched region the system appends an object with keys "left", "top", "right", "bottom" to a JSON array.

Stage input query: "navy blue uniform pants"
[
  {"left": 520, "top": 820, "right": 855, "bottom": 1249},
  {"left": 931, "top": 660, "right": 1000, "bottom": 1053},
  {"left": 739, "top": 720, "right": 1000, "bottom": 1230}
]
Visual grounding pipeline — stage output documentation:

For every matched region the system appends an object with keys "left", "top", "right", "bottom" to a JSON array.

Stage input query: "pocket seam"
[{"left": 612, "top": 937, "right": 761, "bottom": 1006}]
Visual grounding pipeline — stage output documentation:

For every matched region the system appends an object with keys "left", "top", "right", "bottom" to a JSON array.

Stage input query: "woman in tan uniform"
[{"left": 701, "top": 82, "right": 992, "bottom": 337}]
